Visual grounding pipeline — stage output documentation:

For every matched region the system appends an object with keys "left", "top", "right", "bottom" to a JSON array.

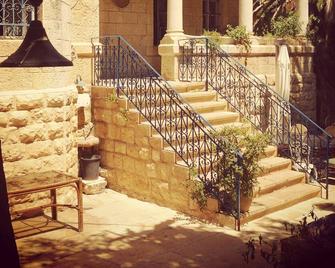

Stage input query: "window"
[
  {"left": 203, "top": 0, "right": 220, "bottom": 31},
  {"left": 0, "top": 0, "right": 34, "bottom": 38},
  {"left": 153, "top": 0, "right": 167, "bottom": 46}
]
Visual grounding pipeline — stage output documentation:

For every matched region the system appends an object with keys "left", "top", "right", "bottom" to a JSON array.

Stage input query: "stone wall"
[
  {"left": 221, "top": 42, "right": 316, "bottom": 120},
  {"left": 91, "top": 86, "right": 189, "bottom": 212},
  {"left": 0, "top": 86, "right": 78, "bottom": 210},
  {"left": 91, "top": 86, "right": 234, "bottom": 226},
  {"left": 100, "top": 0, "right": 159, "bottom": 69}
]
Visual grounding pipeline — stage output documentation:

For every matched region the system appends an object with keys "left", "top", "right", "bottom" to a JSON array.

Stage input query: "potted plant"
[{"left": 213, "top": 126, "right": 270, "bottom": 213}]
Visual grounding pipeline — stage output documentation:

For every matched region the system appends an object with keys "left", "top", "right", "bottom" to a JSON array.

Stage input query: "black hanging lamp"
[{"left": 0, "top": 0, "right": 73, "bottom": 67}]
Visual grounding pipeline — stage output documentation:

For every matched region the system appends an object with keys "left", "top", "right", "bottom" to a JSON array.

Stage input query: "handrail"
[
  {"left": 92, "top": 36, "right": 243, "bottom": 228},
  {"left": 178, "top": 37, "right": 330, "bottom": 198}
]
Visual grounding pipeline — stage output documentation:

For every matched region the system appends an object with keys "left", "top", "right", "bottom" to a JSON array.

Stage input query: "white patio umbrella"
[{"left": 276, "top": 44, "right": 291, "bottom": 101}]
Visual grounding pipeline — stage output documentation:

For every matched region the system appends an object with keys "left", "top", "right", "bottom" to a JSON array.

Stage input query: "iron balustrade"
[
  {"left": 0, "top": 0, "right": 33, "bottom": 38},
  {"left": 92, "top": 36, "right": 243, "bottom": 229},
  {"left": 178, "top": 37, "right": 332, "bottom": 198}
]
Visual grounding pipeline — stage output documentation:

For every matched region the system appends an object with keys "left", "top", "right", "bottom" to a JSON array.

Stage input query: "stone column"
[
  {"left": 239, "top": 0, "right": 253, "bottom": 33},
  {"left": 296, "top": 0, "right": 309, "bottom": 35},
  {"left": 158, "top": 0, "right": 185, "bottom": 81},
  {"left": 166, "top": 0, "right": 184, "bottom": 34}
]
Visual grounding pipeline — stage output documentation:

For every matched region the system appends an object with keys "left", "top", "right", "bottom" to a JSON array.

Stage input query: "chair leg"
[{"left": 50, "top": 189, "right": 57, "bottom": 220}]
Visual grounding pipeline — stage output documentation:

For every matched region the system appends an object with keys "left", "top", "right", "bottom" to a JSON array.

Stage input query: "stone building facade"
[{"left": 0, "top": 0, "right": 316, "bottom": 209}]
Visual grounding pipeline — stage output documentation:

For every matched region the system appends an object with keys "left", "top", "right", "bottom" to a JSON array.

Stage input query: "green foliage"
[
  {"left": 203, "top": 30, "right": 223, "bottom": 46},
  {"left": 270, "top": 12, "right": 302, "bottom": 38},
  {"left": 214, "top": 127, "right": 270, "bottom": 202},
  {"left": 226, "top": 25, "right": 251, "bottom": 53},
  {"left": 105, "top": 92, "right": 118, "bottom": 102}
]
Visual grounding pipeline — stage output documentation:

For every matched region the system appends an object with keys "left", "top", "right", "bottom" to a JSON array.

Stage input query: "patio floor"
[{"left": 15, "top": 183, "right": 335, "bottom": 268}]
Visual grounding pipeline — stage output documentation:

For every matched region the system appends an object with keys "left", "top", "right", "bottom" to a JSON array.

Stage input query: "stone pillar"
[
  {"left": 296, "top": 0, "right": 309, "bottom": 35},
  {"left": 158, "top": 0, "right": 185, "bottom": 81},
  {"left": 239, "top": 0, "right": 253, "bottom": 33},
  {"left": 166, "top": 0, "right": 184, "bottom": 34}
]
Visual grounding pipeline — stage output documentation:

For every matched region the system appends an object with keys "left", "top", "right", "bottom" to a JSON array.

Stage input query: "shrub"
[
  {"left": 203, "top": 29, "right": 223, "bottom": 46},
  {"left": 271, "top": 12, "right": 302, "bottom": 38},
  {"left": 226, "top": 25, "right": 251, "bottom": 53}
]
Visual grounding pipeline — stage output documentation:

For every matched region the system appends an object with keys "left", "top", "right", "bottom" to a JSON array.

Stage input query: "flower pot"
[
  {"left": 240, "top": 195, "right": 252, "bottom": 213},
  {"left": 80, "top": 154, "right": 101, "bottom": 180}
]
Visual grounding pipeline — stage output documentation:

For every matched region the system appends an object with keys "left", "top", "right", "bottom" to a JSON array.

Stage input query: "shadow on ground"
[{"left": 16, "top": 217, "right": 270, "bottom": 268}]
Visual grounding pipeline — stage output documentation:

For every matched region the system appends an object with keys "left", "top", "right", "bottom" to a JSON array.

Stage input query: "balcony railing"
[
  {"left": 0, "top": 0, "right": 33, "bottom": 38},
  {"left": 178, "top": 37, "right": 331, "bottom": 198}
]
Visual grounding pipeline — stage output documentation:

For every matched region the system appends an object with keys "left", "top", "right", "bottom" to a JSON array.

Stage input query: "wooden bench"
[{"left": 7, "top": 171, "right": 83, "bottom": 232}]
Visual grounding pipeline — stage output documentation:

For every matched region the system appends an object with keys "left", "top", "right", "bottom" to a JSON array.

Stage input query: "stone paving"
[{"left": 14, "top": 183, "right": 335, "bottom": 268}]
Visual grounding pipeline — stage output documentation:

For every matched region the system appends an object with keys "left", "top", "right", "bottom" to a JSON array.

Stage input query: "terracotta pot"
[{"left": 240, "top": 195, "right": 252, "bottom": 213}]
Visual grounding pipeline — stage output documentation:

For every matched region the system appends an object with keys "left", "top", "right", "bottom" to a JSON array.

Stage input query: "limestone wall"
[
  {"left": 100, "top": 0, "right": 159, "bottom": 69},
  {"left": 91, "top": 87, "right": 190, "bottom": 212},
  {"left": 91, "top": 86, "right": 234, "bottom": 226},
  {"left": 0, "top": 86, "right": 78, "bottom": 178},
  {"left": 221, "top": 43, "right": 317, "bottom": 120}
]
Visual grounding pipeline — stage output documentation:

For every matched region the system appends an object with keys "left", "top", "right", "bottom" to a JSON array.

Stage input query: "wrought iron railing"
[
  {"left": 178, "top": 37, "right": 331, "bottom": 198},
  {"left": 0, "top": 0, "right": 33, "bottom": 38},
  {"left": 92, "top": 36, "right": 243, "bottom": 229}
]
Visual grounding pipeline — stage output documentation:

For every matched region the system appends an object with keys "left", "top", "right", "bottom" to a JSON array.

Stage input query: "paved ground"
[{"left": 14, "top": 183, "right": 335, "bottom": 268}]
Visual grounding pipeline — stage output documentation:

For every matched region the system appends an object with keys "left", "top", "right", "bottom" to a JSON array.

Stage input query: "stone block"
[
  {"left": 120, "top": 127, "right": 135, "bottom": 144},
  {"left": 206, "top": 197, "right": 219, "bottom": 213},
  {"left": 123, "top": 155, "right": 135, "bottom": 171},
  {"left": 8, "top": 111, "right": 30, "bottom": 127},
  {"left": 173, "top": 165, "right": 190, "bottom": 180},
  {"left": 47, "top": 94, "right": 64, "bottom": 107},
  {"left": 95, "top": 122, "right": 107, "bottom": 138},
  {"left": 2, "top": 144, "right": 25, "bottom": 162},
  {"left": 113, "top": 112, "right": 128, "bottom": 127},
  {"left": 115, "top": 141, "right": 127, "bottom": 155},
  {"left": 31, "top": 108, "right": 55, "bottom": 123},
  {"left": 134, "top": 160, "right": 146, "bottom": 173},
  {"left": 0, "top": 127, "right": 19, "bottom": 144},
  {"left": 28, "top": 140, "right": 54, "bottom": 158},
  {"left": 0, "top": 112, "right": 8, "bottom": 127},
  {"left": 152, "top": 150, "right": 161, "bottom": 162},
  {"left": 16, "top": 94, "right": 44, "bottom": 110},
  {"left": 107, "top": 124, "right": 120, "bottom": 139},
  {"left": 19, "top": 124, "right": 46, "bottom": 143},
  {"left": 151, "top": 180, "right": 170, "bottom": 202},
  {"left": 137, "top": 123, "right": 152, "bottom": 137},
  {"left": 149, "top": 136, "right": 163, "bottom": 150},
  {"left": 47, "top": 122, "right": 64, "bottom": 140},
  {"left": 146, "top": 163, "right": 158, "bottom": 178},
  {"left": 83, "top": 177, "right": 107, "bottom": 195},
  {"left": 127, "top": 145, "right": 139, "bottom": 158},
  {"left": 138, "top": 147, "right": 150, "bottom": 160},
  {"left": 0, "top": 95, "right": 14, "bottom": 112},
  {"left": 161, "top": 150, "right": 175, "bottom": 163},
  {"left": 135, "top": 136, "right": 149, "bottom": 147}
]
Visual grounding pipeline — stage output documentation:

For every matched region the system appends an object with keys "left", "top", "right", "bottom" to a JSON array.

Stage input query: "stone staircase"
[{"left": 164, "top": 81, "right": 321, "bottom": 224}]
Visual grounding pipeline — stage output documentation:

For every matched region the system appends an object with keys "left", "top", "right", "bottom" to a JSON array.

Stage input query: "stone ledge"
[{"left": 82, "top": 177, "right": 107, "bottom": 195}]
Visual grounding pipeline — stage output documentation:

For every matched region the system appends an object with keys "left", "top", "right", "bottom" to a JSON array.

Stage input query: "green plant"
[
  {"left": 189, "top": 126, "right": 270, "bottom": 212},
  {"left": 105, "top": 92, "right": 118, "bottom": 103},
  {"left": 119, "top": 108, "right": 128, "bottom": 121},
  {"left": 203, "top": 30, "right": 223, "bottom": 46},
  {"left": 270, "top": 12, "right": 302, "bottom": 38},
  {"left": 226, "top": 25, "right": 251, "bottom": 52},
  {"left": 214, "top": 127, "right": 270, "bottom": 208}
]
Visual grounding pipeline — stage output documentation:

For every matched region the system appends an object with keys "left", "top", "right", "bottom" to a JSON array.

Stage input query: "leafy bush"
[
  {"left": 203, "top": 30, "right": 223, "bottom": 46},
  {"left": 226, "top": 25, "right": 251, "bottom": 53},
  {"left": 271, "top": 12, "right": 302, "bottom": 38}
]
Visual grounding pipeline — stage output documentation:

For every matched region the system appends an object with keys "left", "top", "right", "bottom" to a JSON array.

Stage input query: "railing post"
[
  {"left": 116, "top": 37, "right": 121, "bottom": 97},
  {"left": 205, "top": 38, "right": 209, "bottom": 91}
]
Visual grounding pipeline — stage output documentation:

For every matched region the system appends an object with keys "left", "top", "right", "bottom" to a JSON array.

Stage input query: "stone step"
[
  {"left": 255, "top": 169, "right": 305, "bottom": 197},
  {"left": 241, "top": 183, "right": 320, "bottom": 224},
  {"left": 179, "top": 91, "right": 217, "bottom": 103},
  {"left": 168, "top": 81, "right": 205, "bottom": 93},
  {"left": 258, "top": 157, "right": 292, "bottom": 175},
  {"left": 144, "top": 111, "right": 240, "bottom": 130},
  {"left": 191, "top": 101, "right": 227, "bottom": 113}
]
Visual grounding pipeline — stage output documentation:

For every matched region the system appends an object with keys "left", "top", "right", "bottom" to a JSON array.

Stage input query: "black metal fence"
[
  {"left": 178, "top": 37, "right": 331, "bottom": 198},
  {"left": 92, "top": 36, "right": 243, "bottom": 228}
]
